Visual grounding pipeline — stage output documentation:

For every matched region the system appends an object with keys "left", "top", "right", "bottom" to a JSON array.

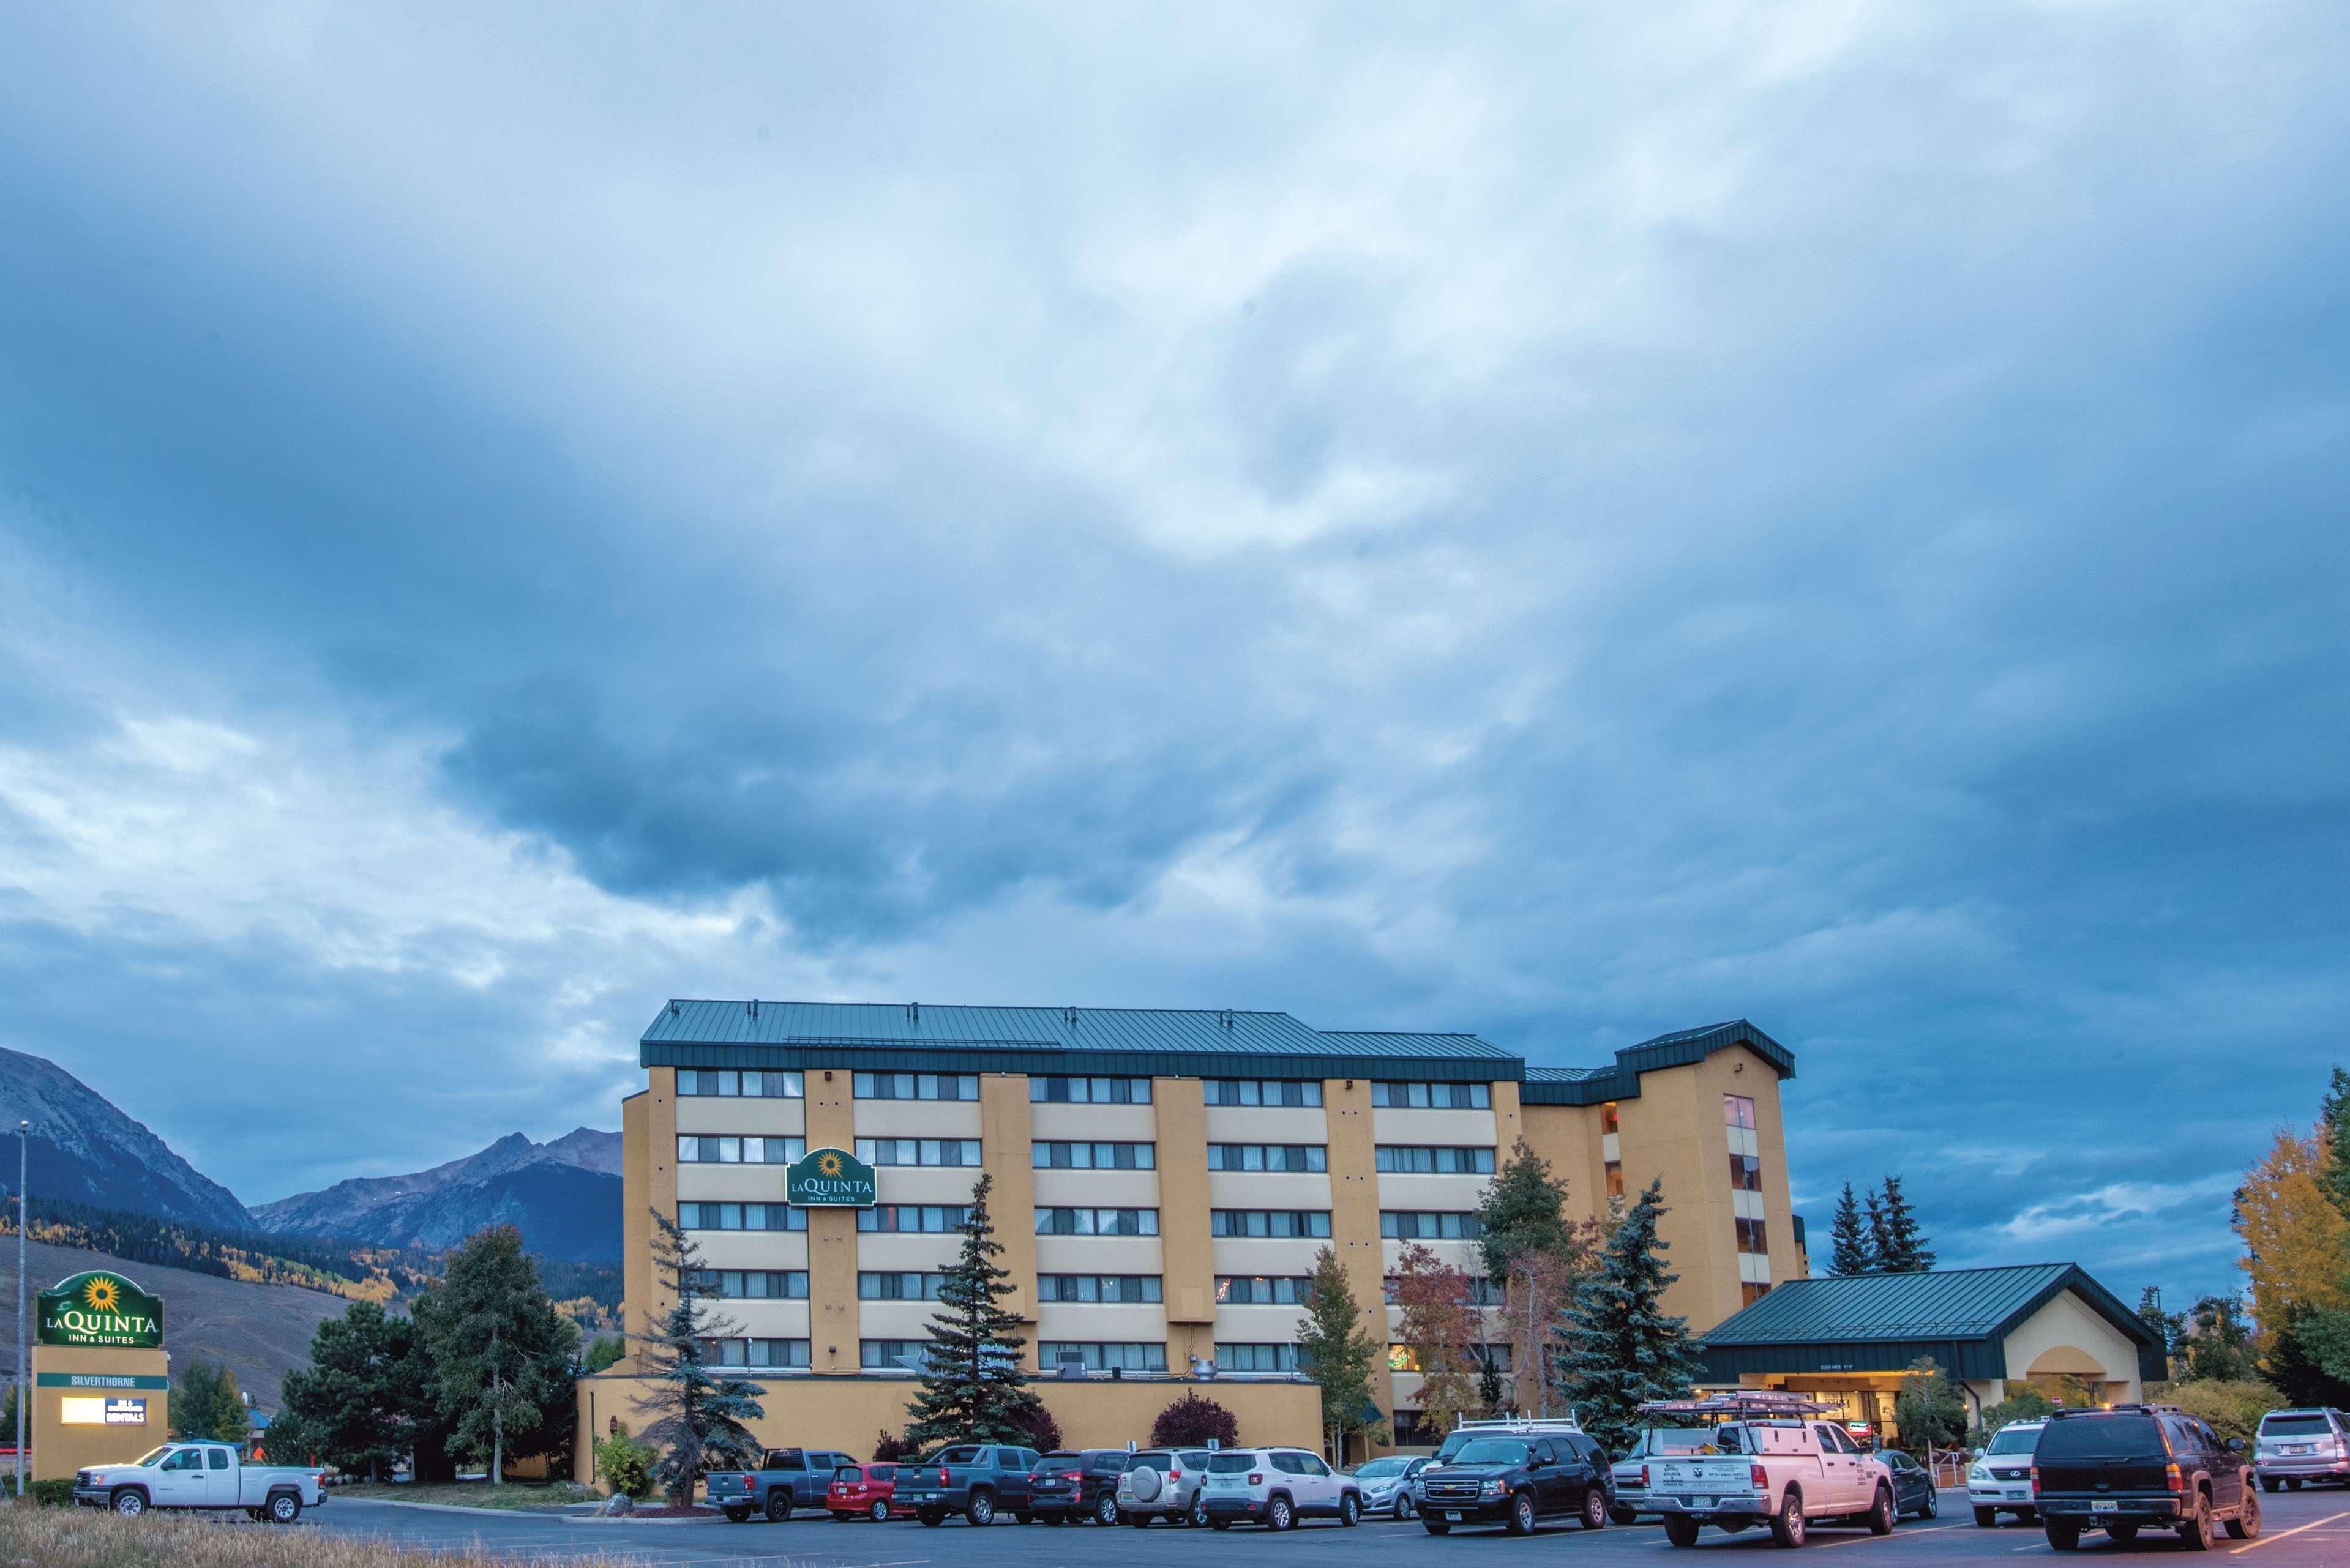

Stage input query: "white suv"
[
  {"left": 1199, "top": 1447, "right": 1364, "bottom": 1531},
  {"left": 1967, "top": 1420, "right": 2045, "bottom": 1525}
]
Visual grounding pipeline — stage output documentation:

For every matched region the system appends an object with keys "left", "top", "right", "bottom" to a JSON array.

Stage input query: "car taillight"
[
  {"left": 2166, "top": 1463, "right": 2185, "bottom": 1494},
  {"left": 1063, "top": 1470, "right": 1081, "bottom": 1482},
  {"left": 1170, "top": 1468, "right": 1182, "bottom": 1479},
  {"left": 1751, "top": 1464, "right": 1768, "bottom": 1490},
  {"left": 1639, "top": 1465, "right": 1650, "bottom": 1488},
  {"left": 2029, "top": 1467, "right": 2040, "bottom": 1493},
  {"left": 1248, "top": 1472, "right": 1263, "bottom": 1485},
  {"left": 940, "top": 1466, "right": 951, "bottom": 1485}
]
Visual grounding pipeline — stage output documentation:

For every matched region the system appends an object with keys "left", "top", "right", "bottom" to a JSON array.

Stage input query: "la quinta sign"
[
  {"left": 37, "top": 1270, "right": 165, "bottom": 1350},
  {"left": 785, "top": 1146, "right": 877, "bottom": 1207}
]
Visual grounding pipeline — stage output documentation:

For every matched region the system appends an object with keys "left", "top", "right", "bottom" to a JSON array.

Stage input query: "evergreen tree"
[
  {"left": 1476, "top": 1139, "right": 1576, "bottom": 1284},
  {"left": 1874, "top": 1176, "right": 1934, "bottom": 1272},
  {"left": 2180, "top": 1294, "right": 2259, "bottom": 1383},
  {"left": 2319, "top": 1066, "right": 2350, "bottom": 1218},
  {"left": 424, "top": 1225, "right": 581, "bottom": 1483},
  {"left": 1892, "top": 1357, "right": 1968, "bottom": 1452},
  {"left": 1295, "top": 1245, "right": 1383, "bottom": 1460},
  {"left": 2135, "top": 1287, "right": 2187, "bottom": 1375},
  {"left": 2268, "top": 1307, "right": 2350, "bottom": 1410},
  {"left": 904, "top": 1174, "right": 1038, "bottom": 1446},
  {"left": 172, "top": 1356, "right": 248, "bottom": 1442},
  {"left": 277, "top": 1299, "right": 428, "bottom": 1480},
  {"left": 1828, "top": 1182, "right": 1874, "bottom": 1275},
  {"left": 1477, "top": 1138, "right": 1590, "bottom": 1408},
  {"left": 1863, "top": 1185, "right": 1893, "bottom": 1272},
  {"left": 1551, "top": 1178, "right": 1698, "bottom": 1452},
  {"left": 631, "top": 1211, "right": 766, "bottom": 1503}
]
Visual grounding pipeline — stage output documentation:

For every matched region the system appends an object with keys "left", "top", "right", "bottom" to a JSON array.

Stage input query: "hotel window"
[
  {"left": 1382, "top": 1275, "right": 1502, "bottom": 1306},
  {"left": 1601, "top": 1102, "right": 1619, "bottom": 1133},
  {"left": 1035, "top": 1206, "right": 1159, "bottom": 1236},
  {"left": 1374, "top": 1145, "right": 1496, "bottom": 1174},
  {"left": 1206, "top": 1144, "right": 1326, "bottom": 1173},
  {"left": 1038, "top": 1274, "right": 1162, "bottom": 1303},
  {"left": 856, "top": 1138, "right": 982, "bottom": 1167},
  {"left": 1369, "top": 1081, "right": 1491, "bottom": 1110},
  {"left": 857, "top": 1204, "right": 969, "bottom": 1233},
  {"left": 688, "top": 1269, "right": 809, "bottom": 1300},
  {"left": 1390, "top": 1342, "right": 1510, "bottom": 1373},
  {"left": 1204, "top": 1079, "right": 1323, "bottom": 1107},
  {"left": 1379, "top": 1211, "right": 1482, "bottom": 1240},
  {"left": 1216, "top": 1275, "right": 1314, "bottom": 1305},
  {"left": 1039, "top": 1341, "right": 1167, "bottom": 1373},
  {"left": 1735, "top": 1217, "right": 1769, "bottom": 1254},
  {"left": 1033, "top": 1141, "right": 1155, "bottom": 1170},
  {"left": 853, "top": 1072, "right": 978, "bottom": 1101},
  {"left": 678, "top": 1069, "right": 804, "bottom": 1098},
  {"left": 1724, "top": 1094, "right": 1757, "bottom": 1130},
  {"left": 1211, "top": 1209, "right": 1330, "bottom": 1239},
  {"left": 1216, "top": 1343, "right": 1300, "bottom": 1373},
  {"left": 1473, "top": 1344, "right": 1514, "bottom": 1372},
  {"left": 677, "top": 1203, "right": 807, "bottom": 1232},
  {"left": 1030, "top": 1076, "right": 1152, "bottom": 1104},
  {"left": 858, "top": 1271, "right": 948, "bottom": 1301},
  {"left": 678, "top": 1135, "right": 804, "bottom": 1165},
  {"left": 862, "top": 1339, "right": 933, "bottom": 1372},
  {"left": 1604, "top": 1162, "right": 1625, "bottom": 1198},
  {"left": 1388, "top": 1344, "right": 1421, "bottom": 1373},
  {"left": 697, "top": 1337, "right": 810, "bottom": 1369},
  {"left": 1742, "top": 1280, "right": 1775, "bottom": 1307},
  {"left": 1729, "top": 1152, "right": 1762, "bottom": 1191}
]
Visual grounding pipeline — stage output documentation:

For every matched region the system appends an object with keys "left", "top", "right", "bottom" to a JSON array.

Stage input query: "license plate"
[
  {"left": 2092, "top": 1501, "right": 2117, "bottom": 1513},
  {"left": 2291, "top": 1446, "right": 2315, "bottom": 1455},
  {"left": 1445, "top": 1511, "right": 1462, "bottom": 1521}
]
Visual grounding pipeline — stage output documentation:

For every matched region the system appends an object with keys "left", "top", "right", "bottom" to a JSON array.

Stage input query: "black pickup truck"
[
  {"left": 896, "top": 1443, "right": 1042, "bottom": 1526},
  {"left": 2033, "top": 1405, "right": 2261, "bottom": 1551}
]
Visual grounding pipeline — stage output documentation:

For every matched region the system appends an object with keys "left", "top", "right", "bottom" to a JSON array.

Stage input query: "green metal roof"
[
  {"left": 1697, "top": 1264, "right": 2167, "bottom": 1384},
  {"left": 1520, "top": 1020, "right": 1794, "bottom": 1104}
]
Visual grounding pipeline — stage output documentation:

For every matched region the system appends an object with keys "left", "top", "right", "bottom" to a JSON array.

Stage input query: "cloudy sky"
[{"left": 3, "top": 2, "right": 2344, "bottom": 1306}]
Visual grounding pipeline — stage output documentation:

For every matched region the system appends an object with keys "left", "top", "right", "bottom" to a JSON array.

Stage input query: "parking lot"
[{"left": 302, "top": 1487, "right": 2350, "bottom": 1567}]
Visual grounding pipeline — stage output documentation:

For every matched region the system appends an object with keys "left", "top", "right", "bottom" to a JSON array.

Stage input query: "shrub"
[
  {"left": 592, "top": 1420, "right": 656, "bottom": 1499},
  {"left": 1975, "top": 1383, "right": 2056, "bottom": 1443},
  {"left": 0, "top": 1474, "right": 75, "bottom": 1506},
  {"left": 1008, "top": 1395, "right": 1063, "bottom": 1454},
  {"left": 2169, "top": 1379, "right": 2282, "bottom": 1446},
  {"left": 874, "top": 1428, "right": 923, "bottom": 1462},
  {"left": 1151, "top": 1392, "right": 1240, "bottom": 1449}
]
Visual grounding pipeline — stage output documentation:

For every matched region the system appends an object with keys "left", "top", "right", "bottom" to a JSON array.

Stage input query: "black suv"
[
  {"left": 1030, "top": 1449, "right": 1132, "bottom": 1525},
  {"left": 2033, "top": 1404, "right": 2261, "bottom": 1551},
  {"left": 1418, "top": 1432, "right": 1615, "bottom": 1536}
]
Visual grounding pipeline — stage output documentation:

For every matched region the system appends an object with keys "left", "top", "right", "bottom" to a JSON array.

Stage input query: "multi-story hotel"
[{"left": 610, "top": 1001, "right": 1798, "bottom": 1452}]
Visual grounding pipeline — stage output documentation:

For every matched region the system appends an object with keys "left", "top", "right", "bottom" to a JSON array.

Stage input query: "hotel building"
[{"left": 616, "top": 1002, "right": 1798, "bottom": 1449}]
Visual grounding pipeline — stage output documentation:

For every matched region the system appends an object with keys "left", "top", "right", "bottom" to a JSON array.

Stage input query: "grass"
[
  {"left": 0, "top": 1506, "right": 635, "bottom": 1567},
  {"left": 331, "top": 1479, "right": 602, "bottom": 1511}
]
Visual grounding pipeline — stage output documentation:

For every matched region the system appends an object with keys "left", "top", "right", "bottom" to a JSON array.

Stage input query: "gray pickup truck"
[
  {"left": 705, "top": 1446, "right": 859, "bottom": 1523},
  {"left": 896, "top": 1443, "right": 1042, "bottom": 1526},
  {"left": 75, "top": 1441, "right": 325, "bottom": 1524}
]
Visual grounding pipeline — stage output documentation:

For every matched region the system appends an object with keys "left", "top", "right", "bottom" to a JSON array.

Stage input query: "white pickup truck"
[
  {"left": 1639, "top": 1394, "right": 1896, "bottom": 1548},
  {"left": 75, "top": 1439, "right": 326, "bottom": 1523}
]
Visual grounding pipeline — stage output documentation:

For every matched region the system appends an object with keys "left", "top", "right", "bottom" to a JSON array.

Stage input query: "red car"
[{"left": 829, "top": 1462, "right": 901, "bottom": 1521}]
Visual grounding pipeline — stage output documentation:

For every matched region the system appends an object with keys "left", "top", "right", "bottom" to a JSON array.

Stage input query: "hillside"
[
  {"left": 256, "top": 1129, "right": 622, "bottom": 1260},
  {"left": 0, "top": 1236, "right": 345, "bottom": 1411},
  {"left": 0, "top": 1045, "right": 252, "bottom": 1229}
]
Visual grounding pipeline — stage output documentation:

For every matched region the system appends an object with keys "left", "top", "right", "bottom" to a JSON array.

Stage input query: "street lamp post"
[{"left": 15, "top": 1119, "right": 26, "bottom": 1503}]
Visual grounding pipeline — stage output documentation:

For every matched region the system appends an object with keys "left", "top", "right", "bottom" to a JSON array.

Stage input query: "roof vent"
[
  {"left": 749, "top": 999, "right": 759, "bottom": 1019},
  {"left": 907, "top": 1001, "right": 919, "bottom": 1023},
  {"left": 1064, "top": 1007, "right": 1077, "bottom": 1026},
  {"left": 669, "top": 1001, "right": 680, "bottom": 1017},
  {"left": 1219, "top": 1009, "right": 1235, "bottom": 1030}
]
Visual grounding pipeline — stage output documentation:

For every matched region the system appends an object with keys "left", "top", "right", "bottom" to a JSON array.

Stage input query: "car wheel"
[
  {"left": 1663, "top": 1515, "right": 1702, "bottom": 1548},
  {"left": 111, "top": 1490, "right": 147, "bottom": 1518},
  {"left": 1095, "top": 1491, "right": 1119, "bottom": 1526},
  {"left": 2288, "top": 1479, "right": 2304, "bottom": 1491},
  {"left": 766, "top": 1493, "right": 791, "bottom": 1523},
  {"left": 871, "top": 1500, "right": 891, "bottom": 1522},
  {"left": 1341, "top": 1491, "right": 1360, "bottom": 1527},
  {"left": 2017, "top": 1507, "right": 2037, "bottom": 1523},
  {"left": 1395, "top": 1493, "right": 1416, "bottom": 1520},
  {"left": 2226, "top": 1488, "right": 2262, "bottom": 1542},
  {"left": 1211, "top": 1519, "right": 1232, "bottom": 1530},
  {"left": 1581, "top": 1488, "right": 1609, "bottom": 1530},
  {"left": 2178, "top": 1498, "right": 2212, "bottom": 1553},
  {"left": 1424, "top": 1520, "right": 1452, "bottom": 1536},
  {"left": 1506, "top": 1489, "right": 1537, "bottom": 1536},
  {"left": 1267, "top": 1495, "right": 1295, "bottom": 1531},
  {"left": 1768, "top": 1488, "right": 1806, "bottom": 1548},
  {"left": 1129, "top": 1512, "right": 1153, "bottom": 1528},
  {"left": 1973, "top": 1506, "right": 1997, "bottom": 1528},
  {"left": 1190, "top": 1497, "right": 1210, "bottom": 1527},
  {"left": 1043, "top": 1511, "right": 1065, "bottom": 1525},
  {"left": 269, "top": 1493, "right": 301, "bottom": 1525},
  {"left": 968, "top": 1489, "right": 997, "bottom": 1527},
  {"left": 920, "top": 1509, "right": 946, "bottom": 1527},
  {"left": 2262, "top": 1478, "right": 2281, "bottom": 1494},
  {"left": 1610, "top": 1507, "right": 1640, "bottom": 1526},
  {"left": 1016, "top": 1512, "right": 1035, "bottom": 1525},
  {"left": 1868, "top": 1485, "right": 1895, "bottom": 1537},
  {"left": 1922, "top": 1487, "right": 1939, "bottom": 1519},
  {"left": 2047, "top": 1522, "right": 2082, "bottom": 1551},
  {"left": 2109, "top": 1524, "right": 2139, "bottom": 1542},
  {"left": 726, "top": 1507, "right": 752, "bottom": 1523}
]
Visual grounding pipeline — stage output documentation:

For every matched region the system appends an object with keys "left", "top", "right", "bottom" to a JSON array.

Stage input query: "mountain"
[
  {"left": 0, "top": 1044, "right": 253, "bottom": 1230},
  {"left": 255, "top": 1128, "right": 622, "bottom": 1260}
]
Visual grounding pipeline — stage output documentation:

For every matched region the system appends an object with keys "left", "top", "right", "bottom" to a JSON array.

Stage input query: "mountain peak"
[
  {"left": 0, "top": 1045, "right": 252, "bottom": 1230},
  {"left": 253, "top": 1126, "right": 624, "bottom": 1258}
]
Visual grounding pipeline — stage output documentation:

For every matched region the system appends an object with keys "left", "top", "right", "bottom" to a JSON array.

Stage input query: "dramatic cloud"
[{"left": 2, "top": 1, "right": 2345, "bottom": 1301}]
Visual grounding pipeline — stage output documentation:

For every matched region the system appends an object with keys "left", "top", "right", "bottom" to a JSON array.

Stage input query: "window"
[
  {"left": 207, "top": 1449, "right": 230, "bottom": 1471},
  {"left": 1388, "top": 1344, "right": 1421, "bottom": 1372},
  {"left": 1741, "top": 1280, "right": 1773, "bottom": 1307},
  {"left": 1039, "top": 1341, "right": 1166, "bottom": 1373},
  {"left": 678, "top": 1069, "right": 804, "bottom": 1098},
  {"left": 1724, "top": 1094, "right": 1756, "bottom": 1130},
  {"left": 1369, "top": 1081, "right": 1491, "bottom": 1109},
  {"left": 1037, "top": 1274, "right": 1162, "bottom": 1303},
  {"left": 1216, "top": 1343, "right": 1300, "bottom": 1373},
  {"left": 1207, "top": 1144, "right": 1326, "bottom": 1173},
  {"left": 856, "top": 1138, "right": 982, "bottom": 1167},
  {"left": 677, "top": 1135, "right": 805, "bottom": 1165},
  {"left": 1216, "top": 1275, "right": 1314, "bottom": 1305},
  {"left": 688, "top": 1269, "right": 809, "bottom": 1300},
  {"left": 1729, "top": 1153, "right": 1762, "bottom": 1192},
  {"left": 1382, "top": 1275, "right": 1502, "bottom": 1306},
  {"left": 861, "top": 1339, "right": 932, "bottom": 1372},
  {"left": 1379, "top": 1211, "right": 1482, "bottom": 1240},
  {"left": 1604, "top": 1161, "right": 1624, "bottom": 1198},
  {"left": 1601, "top": 1101, "right": 1619, "bottom": 1134},
  {"left": 1473, "top": 1344, "right": 1514, "bottom": 1372},
  {"left": 1735, "top": 1216, "right": 1768, "bottom": 1254},
  {"left": 1030, "top": 1076, "right": 1152, "bottom": 1104},
  {"left": 1035, "top": 1207, "right": 1159, "bottom": 1236},
  {"left": 1374, "top": 1145, "right": 1496, "bottom": 1174},
  {"left": 678, "top": 1203, "right": 807, "bottom": 1231},
  {"left": 858, "top": 1271, "right": 948, "bottom": 1301},
  {"left": 857, "top": 1204, "right": 969, "bottom": 1233},
  {"left": 698, "top": 1337, "right": 810, "bottom": 1369},
  {"left": 1204, "top": 1079, "right": 1323, "bottom": 1107},
  {"left": 854, "top": 1072, "right": 978, "bottom": 1100},
  {"left": 1210, "top": 1209, "right": 1331, "bottom": 1238},
  {"left": 1033, "top": 1141, "right": 1156, "bottom": 1170}
]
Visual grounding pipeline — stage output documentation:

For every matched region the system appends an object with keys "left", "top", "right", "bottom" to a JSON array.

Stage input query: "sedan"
[
  {"left": 1874, "top": 1448, "right": 1940, "bottom": 1521},
  {"left": 1346, "top": 1456, "right": 1429, "bottom": 1518}
]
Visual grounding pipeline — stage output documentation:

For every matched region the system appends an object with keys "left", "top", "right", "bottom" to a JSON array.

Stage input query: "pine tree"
[
  {"left": 1828, "top": 1182, "right": 1874, "bottom": 1275},
  {"left": 904, "top": 1173, "right": 1038, "bottom": 1446},
  {"left": 277, "top": 1300, "right": 426, "bottom": 1480},
  {"left": 1551, "top": 1178, "right": 1698, "bottom": 1453},
  {"left": 1864, "top": 1185, "right": 1893, "bottom": 1271},
  {"left": 2321, "top": 1067, "right": 2350, "bottom": 1219},
  {"left": 1295, "top": 1245, "right": 1382, "bottom": 1459},
  {"left": 172, "top": 1356, "right": 247, "bottom": 1442},
  {"left": 1874, "top": 1176, "right": 1934, "bottom": 1272},
  {"left": 631, "top": 1211, "right": 766, "bottom": 1504},
  {"left": 425, "top": 1225, "right": 581, "bottom": 1483},
  {"left": 1476, "top": 1139, "right": 1576, "bottom": 1283},
  {"left": 1476, "top": 1138, "right": 1592, "bottom": 1409}
]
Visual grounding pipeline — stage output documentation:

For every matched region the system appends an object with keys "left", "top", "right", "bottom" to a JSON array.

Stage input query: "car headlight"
[
  {"left": 1968, "top": 1466, "right": 1988, "bottom": 1482},
  {"left": 1481, "top": 1478, "right": 1508, "bottom": 1498}
]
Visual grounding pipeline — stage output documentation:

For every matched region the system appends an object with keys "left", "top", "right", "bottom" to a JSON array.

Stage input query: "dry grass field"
[{"left": 0, "top": 1504, "right": 629, "bottom": 1567}]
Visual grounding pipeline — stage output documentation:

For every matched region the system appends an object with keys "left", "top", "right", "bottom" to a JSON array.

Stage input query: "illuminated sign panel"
[
  {"left": 785, "top": 1146, "right": 877, "bottom": 1207},
  {"left": 36, "top": 1270, "right": 165, "bottom": 1349}
]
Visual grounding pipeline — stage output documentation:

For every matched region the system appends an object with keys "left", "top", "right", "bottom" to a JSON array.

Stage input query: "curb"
[{"left": 328, "top": 1496, "right": 589, "bottom": 1518}]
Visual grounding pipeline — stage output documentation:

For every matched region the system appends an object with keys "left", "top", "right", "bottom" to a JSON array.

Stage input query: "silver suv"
[
  {"left": 2256, "top": 1408, "right": 2350, "bottom": 1491},
  {"left": 1116, "top": 1448, "right": 1218, "bottom": 1526}
]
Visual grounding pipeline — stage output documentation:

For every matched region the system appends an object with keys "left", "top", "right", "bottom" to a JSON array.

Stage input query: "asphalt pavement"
[{"left": 297, "top": 1487, "right": 2350, "bottom": 1568}]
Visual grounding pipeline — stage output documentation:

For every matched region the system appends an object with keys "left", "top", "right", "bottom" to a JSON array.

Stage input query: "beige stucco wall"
[
  {"left": 2001, "top": 1290, "right": 2144, "bottom": 1405},
  {"left": 31, "top": 1346, "right": 171, "bottom": 1482}
]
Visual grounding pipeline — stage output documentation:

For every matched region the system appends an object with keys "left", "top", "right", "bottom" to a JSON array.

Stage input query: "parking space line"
[
  {"left": 1814, "top": 1526, "right": 1953, "bottom": 1548},
  {"left": 2229, "top": 1509, "right": 2350, "bottom": 1553}
]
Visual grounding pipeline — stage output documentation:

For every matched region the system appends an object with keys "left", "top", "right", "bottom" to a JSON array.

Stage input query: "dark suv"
[
  {"left": 1030, "top": 1449, "right": 1132, "bottom": 1525},
  {"left": 2033, "top": 1404, "right": 2261, "bottom": 1551},
  {"left": 1418, "top": 1432, "right": 1615, "bottom": 1536}
]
